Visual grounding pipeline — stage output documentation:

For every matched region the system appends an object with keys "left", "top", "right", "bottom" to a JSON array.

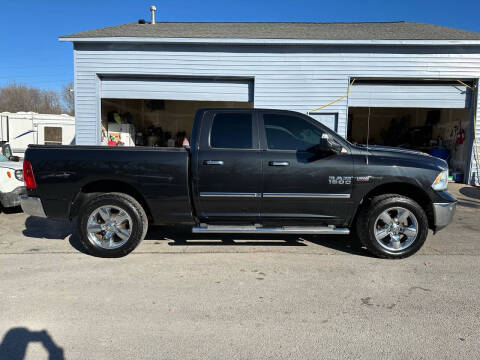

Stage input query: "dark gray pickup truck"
[{"left": 21, "top": 108, "right": 456, "bottom": 258}]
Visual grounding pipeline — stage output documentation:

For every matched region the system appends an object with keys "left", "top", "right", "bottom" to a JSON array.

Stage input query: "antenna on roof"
[{"left": 150, "top": 5, "right": 157, "bottom": 24}]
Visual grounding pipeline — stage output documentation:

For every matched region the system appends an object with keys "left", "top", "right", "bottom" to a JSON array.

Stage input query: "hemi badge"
[{"left": 356, "top": 176, "right": 371, "bottom": 182}]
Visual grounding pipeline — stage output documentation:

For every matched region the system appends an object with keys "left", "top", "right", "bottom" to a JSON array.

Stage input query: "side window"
[
  {"left": 210, "top": 113, "right": 253, "bottom": 149},
  {"left": 44, "top": 127, "right": 63, "bottom": 145},
  {"left": 263, "top": 114, "right": 325, "bottom": 151},
  {"left": 2, "top": 144, "right": 12, "bottom": 159}
]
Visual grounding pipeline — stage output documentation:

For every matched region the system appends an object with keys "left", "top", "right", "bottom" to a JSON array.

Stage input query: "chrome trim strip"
[
  {"left": 263, "top": 193, "right": 351, "bottom": 199},
  {"left": 269, "top": 161, "right": 290, "bottom": 167},
  {"left": 193, "top": 225, "right": 350, "bottom": 235},
  {"left": 203, "top": 160, "right": 224, "bottom": 166},
  {"left": 200, "top": 192, "right": 261, "bottom": 198},
  {"left": 199, "top": 192, "right": 350, "bottom": 199}
]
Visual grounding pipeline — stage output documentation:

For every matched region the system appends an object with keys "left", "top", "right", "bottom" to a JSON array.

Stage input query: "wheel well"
[
  {"left": 70, "top": 180, "right": 152, "bottom": 221},
  {"left": 354, "top": 183, "right": 434, "bottom": 229}
]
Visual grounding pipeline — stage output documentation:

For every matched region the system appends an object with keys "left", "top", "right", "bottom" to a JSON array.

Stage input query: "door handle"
[
  {"left": 203, "top": 160, "right": 224, "bottom": 166},
  {"left": 269, "top": 161, "right": 290, "bottom": 167}
]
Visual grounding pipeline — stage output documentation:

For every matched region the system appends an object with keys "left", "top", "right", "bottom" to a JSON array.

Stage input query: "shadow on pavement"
[
  {"left": 21, "top": 217, "right": 370, "bottom": 257},
  {"left": 459, "top": 186, "right": 480, "bottom": 201},
  {"left": 0, "top": 205, "right": 23, "bottom": 214},
  {"left": 146, "top": 226, "right": 370, "bottom": 257},
  {"left": 21, "top": 216, "right": 89, "bottom": 255},
  {"left": 457, "top": 187, "right": 480, "bottom": 209},
  {"left": 456, "top": 200, "right": 480, "bottom": 209},
  {"left": 0, "top": 327, "right": 64, "bottom": 360},
  {"left": 22, "top": 216, "right": 74, "bottom": 240}
]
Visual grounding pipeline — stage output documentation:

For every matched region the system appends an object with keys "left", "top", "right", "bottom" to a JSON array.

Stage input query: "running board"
[{"left": 192, "top": 225, "right": 350, "bottom": 235}]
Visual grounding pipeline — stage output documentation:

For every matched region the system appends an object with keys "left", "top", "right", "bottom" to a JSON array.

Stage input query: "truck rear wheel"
[
  {"left": 77, "top": 192, "right": 148, "bottom": 257},
  {"left": 356, "top": 194, "right": 428, "bottom": 259}
]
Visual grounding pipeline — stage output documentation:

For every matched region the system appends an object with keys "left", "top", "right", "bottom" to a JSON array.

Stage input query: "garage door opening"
[
  {"left": 101, "top": 99, "right": 253, "bottom": 147},
  {"left": 348, "top": 107, "right": 471, "bottom": 177}
]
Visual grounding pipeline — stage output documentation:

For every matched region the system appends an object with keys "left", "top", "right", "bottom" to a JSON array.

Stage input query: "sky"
[{"left": 1, "top": 0, "right": 480, "bottom": 92}]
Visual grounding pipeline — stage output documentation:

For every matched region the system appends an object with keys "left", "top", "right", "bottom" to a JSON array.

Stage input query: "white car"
[{"left": 0, "top": 153, "right": 25, "bottom": 209}]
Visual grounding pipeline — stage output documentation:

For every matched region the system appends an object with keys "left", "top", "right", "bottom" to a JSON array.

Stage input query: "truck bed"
[{"left": 25, "top": 145, "right": 192, "bottom": 224}]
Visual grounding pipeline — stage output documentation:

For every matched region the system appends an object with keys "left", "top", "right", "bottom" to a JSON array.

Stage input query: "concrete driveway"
[{"left": 0, "top": 183, "right": 479, "bottom": 359}]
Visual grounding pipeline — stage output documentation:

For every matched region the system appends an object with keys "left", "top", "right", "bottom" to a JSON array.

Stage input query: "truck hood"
[
  {"left": 0, "top": 160, "right": 23, "bottom": 171},
  {"left": 355, "top": 144, "right": 448, "bottom": 170}
]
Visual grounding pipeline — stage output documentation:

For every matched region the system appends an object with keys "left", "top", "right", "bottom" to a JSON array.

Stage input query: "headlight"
[
  {"left": 431, "top": 170, "right": 448, "bottom": 191},
  {"left": 14, "top": 170, "right": 23, "bottom": 182}
]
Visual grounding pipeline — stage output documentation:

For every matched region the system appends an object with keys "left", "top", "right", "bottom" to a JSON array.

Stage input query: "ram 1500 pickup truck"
[{"left": 20, "top": 108, "right": 456, "bottom": 258}]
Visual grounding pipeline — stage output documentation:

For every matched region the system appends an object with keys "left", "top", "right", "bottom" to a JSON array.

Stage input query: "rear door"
[
  {"left": 259, "top": 111, "right": 354, "bottom": 226},
  {"left": 194, "top": 110, "right": 261, "bottom": 224}
]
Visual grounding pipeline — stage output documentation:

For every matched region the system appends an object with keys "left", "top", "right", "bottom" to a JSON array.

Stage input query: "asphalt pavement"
[{"left": 0, "top": 183, "right": 479, "bottom": 359}]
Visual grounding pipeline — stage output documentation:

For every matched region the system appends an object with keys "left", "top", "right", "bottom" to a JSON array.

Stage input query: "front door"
[
  {"left": 195, "top": 110, "right": 261, "bottom": 224},
  {"left": 259, "top": 111, "right": 354, "bottom": 226}
]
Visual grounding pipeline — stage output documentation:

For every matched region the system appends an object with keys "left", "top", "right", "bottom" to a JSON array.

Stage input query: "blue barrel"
[{"left": 429, "top": 148, "right": 449, "bottom": 160}]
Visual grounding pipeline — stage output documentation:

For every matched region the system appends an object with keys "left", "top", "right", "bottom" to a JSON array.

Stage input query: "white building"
[{"left": 60, "top": 20, "right": 480, "bottom": 184}]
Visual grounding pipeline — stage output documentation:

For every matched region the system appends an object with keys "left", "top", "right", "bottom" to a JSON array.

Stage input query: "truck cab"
[{"left": 191, "top": 109, "right": 353, "bottom": 227}]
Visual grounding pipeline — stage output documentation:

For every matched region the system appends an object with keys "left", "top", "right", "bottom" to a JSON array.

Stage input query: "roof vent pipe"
[{"left": 150, "top": 5, "right": 157, "bottom": 24}]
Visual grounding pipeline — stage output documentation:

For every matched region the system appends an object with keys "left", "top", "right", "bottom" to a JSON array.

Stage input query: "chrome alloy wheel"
[
  {"left": 374, "top": 207, "right": 418, "bottom": 252},
  {"left": 86, "top": 206, "right": 132, "bottom": 249}
]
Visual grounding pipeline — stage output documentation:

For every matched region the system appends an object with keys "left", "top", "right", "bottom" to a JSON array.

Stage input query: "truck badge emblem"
[{"left": 328, "top": 176, "right": 352, "bottom": 185}]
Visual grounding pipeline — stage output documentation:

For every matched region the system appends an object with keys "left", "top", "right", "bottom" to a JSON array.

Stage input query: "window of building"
[{"left": 44, "top": 127, "right": 62, "bottom": 145}]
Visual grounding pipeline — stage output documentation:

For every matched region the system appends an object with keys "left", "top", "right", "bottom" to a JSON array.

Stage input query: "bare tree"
[
  {"left": 0, "top": 83, "right": 63, "bottom": 114},
  {"left": 61, "top": 82, "right": 75, "bottom": 115}
]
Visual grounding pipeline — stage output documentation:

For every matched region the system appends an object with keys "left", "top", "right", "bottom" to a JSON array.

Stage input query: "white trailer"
[{"left": 0, "top": 112, "right": 75, "bottom": 157}]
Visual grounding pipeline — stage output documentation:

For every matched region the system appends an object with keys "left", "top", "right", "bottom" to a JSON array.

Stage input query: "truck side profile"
[{"left": 20, "top": 108, "right": 456, "bottom": 258}]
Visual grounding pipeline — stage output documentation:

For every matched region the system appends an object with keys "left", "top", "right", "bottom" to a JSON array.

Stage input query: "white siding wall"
[{"left": 73, "top": 43, "right": 480, "bottom": 184}]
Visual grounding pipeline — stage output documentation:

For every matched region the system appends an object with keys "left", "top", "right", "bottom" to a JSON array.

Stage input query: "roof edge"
[{"left": 59, "top": 37, "right": 480, "bottom": 46}]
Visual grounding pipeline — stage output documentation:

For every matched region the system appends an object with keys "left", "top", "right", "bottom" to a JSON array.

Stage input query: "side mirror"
[
  {"left": 2, "top": 144, "right": 14, "bottom": 159},
  {"left": 9, "top": 156, "right": 20, "bottom": 162},
  {"left": 320, "top": 134, "right": 344, "bottom": 154},
  {"left": 330, "top": 142, "right": 344, "bottom": 154}
]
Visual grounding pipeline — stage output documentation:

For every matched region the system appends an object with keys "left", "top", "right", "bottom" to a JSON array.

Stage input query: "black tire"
[
  {"left": 356, "top": 194, "right": 428, "bottom": 259},
  {"left": 77, "top": 192, "right": 148, "bottom": 258}
]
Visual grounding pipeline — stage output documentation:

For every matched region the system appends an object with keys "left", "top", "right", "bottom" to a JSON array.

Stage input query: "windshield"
[{"left": 0, "top": 153, "right": 8, "bottom": 162}]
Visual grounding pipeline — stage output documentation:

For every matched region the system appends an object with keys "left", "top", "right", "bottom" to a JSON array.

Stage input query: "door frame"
[{"left": 192, "top": 108, "right": 263, "bottom": 223}]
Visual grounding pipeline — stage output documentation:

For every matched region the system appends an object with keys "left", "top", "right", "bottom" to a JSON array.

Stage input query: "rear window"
[{"left": 210, "top": 113, "right": 253, "bottom": 149}]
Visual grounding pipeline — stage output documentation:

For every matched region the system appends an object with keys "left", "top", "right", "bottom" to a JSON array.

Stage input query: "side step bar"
[{"left": 192, "top": 225, "right": 350, "bottom": 235}]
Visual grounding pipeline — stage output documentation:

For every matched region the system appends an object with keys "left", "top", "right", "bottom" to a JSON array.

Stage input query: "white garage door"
[
  {"left": 349, "top": 81, "right": 471, "bottom": 108},
  {"left": 100, "top": 76, "right": 253, "bottom": 102}
]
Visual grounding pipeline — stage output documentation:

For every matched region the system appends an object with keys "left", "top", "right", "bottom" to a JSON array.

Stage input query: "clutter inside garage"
[
  {"left": 100, "top": 99, "right": 253, "bottom": 148},
  {"left": 348, "top": 107, "right": 471, "bottom": 181}
]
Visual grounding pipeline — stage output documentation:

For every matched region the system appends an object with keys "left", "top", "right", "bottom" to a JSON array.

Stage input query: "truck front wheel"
[
  {"left": 356, "top": 194, "right": 428, "bottom": 259},
  {"left": 77, "top": 192, "right": 148, "bottom": 257}
]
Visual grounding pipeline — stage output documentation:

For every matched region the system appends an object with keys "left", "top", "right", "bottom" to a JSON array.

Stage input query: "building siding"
[{"left": 73, "top": 43, "right": 480, "bottom": 184}]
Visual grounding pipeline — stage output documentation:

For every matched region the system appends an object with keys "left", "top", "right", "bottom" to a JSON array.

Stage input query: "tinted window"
[
  {"left": 210, "top": 113, "right": 253, "bottom": 149},
  {"left": 263, "top": 114, "right": 325, "bottom": 151}
]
